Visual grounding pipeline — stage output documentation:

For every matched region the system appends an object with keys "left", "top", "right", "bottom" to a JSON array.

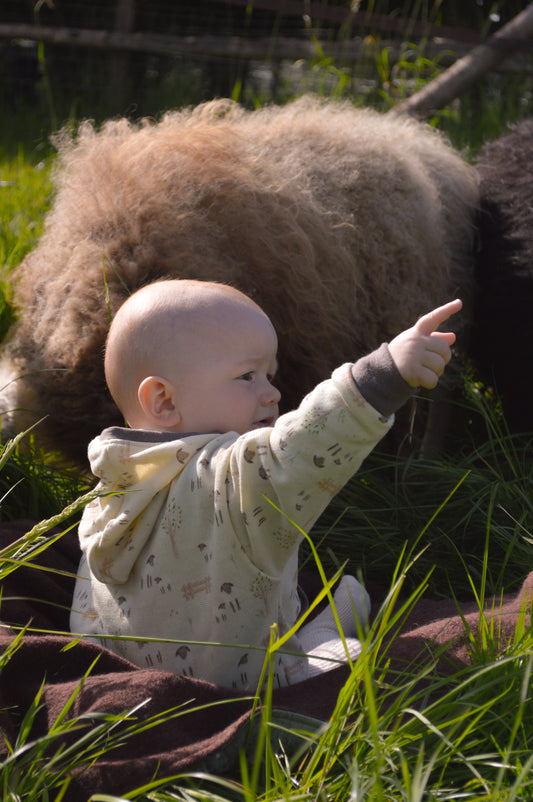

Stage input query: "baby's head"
[{"left": 105, "top": 279, "right": 280, "bottom": 434}]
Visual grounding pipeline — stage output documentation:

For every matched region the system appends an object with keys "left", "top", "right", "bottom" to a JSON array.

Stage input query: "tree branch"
[{"left": 390, "top": 3, "right": 533, "bottom": 118}]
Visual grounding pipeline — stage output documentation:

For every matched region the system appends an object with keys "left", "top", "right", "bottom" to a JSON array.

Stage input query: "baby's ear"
[{"left": 138, "top": 376, "right": 181, "bottom": 428}]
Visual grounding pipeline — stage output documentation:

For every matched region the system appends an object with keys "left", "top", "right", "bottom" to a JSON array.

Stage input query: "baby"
[{"left": 70, "top": 279, "right": 461, "bottom": 690}]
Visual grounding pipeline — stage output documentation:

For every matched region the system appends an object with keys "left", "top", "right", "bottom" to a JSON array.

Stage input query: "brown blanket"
[{"left": 0, "top": 520, "right": 531, "bottom": 800}]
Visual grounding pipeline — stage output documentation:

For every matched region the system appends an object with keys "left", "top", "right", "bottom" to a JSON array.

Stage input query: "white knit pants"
[{"left": 298, "top": 575, "right": 370, "bottom": 677}]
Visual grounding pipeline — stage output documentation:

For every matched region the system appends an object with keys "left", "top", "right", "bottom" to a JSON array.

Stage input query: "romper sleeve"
[{"left": 209, "top": 362, "right": 398, "bottom": 576}]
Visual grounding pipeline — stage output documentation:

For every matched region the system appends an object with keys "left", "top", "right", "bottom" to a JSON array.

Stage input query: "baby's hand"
[{"left": 388, "top": 299, "right": 462, "bottom": 389}]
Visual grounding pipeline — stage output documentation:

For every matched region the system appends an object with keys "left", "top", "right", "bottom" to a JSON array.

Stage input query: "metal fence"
[{"left": 1, "top": 0, "right": 532, "bottom": 122}]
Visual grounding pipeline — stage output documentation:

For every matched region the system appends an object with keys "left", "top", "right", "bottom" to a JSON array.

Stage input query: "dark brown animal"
[{"left": 471, "top": 119, "right": 533, "bottom": 435}]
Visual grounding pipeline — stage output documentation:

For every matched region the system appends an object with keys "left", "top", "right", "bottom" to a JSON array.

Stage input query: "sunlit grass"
[{"left": 0, "top": 151, "right": 53, "bottom": 271}]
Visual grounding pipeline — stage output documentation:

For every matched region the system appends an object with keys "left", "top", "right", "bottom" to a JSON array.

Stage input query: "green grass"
[
  {"left": 0, "top": 150, "right": 54, "bottom": 345},
  {"left": 312, "top": 396, "right": 533, "bottom": 600},
  {"left": 0, "top": 150, "right": 52, "bottom": 265},
  {"left": 1, "top": 13, "right": 533, "bottom": 799}
]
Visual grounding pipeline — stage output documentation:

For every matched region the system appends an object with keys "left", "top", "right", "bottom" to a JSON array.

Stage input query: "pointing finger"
[{"left": 415, "top": 299, "right": 462, "bottom": 336}]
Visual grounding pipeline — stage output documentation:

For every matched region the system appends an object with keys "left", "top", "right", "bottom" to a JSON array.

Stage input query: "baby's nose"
[{"left": 262, "top": 382, "right": 281, "bottom": 405}]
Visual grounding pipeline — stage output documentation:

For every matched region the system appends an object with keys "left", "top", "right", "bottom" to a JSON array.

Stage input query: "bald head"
[{"left": 105, "top": 279, "right": 271, "bottom": 426}]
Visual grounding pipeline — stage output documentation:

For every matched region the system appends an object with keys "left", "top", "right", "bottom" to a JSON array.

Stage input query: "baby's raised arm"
[{"left": 388, "top": 299, "right": 462, "bottom": 389}]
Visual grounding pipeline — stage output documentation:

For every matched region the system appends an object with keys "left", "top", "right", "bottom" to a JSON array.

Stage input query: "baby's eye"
[
  {"left": 267, "top": 373, "right": 276, "bottom": 384},
  {"left": 238, "top": 372, "right": 254, "bottom": 382}
]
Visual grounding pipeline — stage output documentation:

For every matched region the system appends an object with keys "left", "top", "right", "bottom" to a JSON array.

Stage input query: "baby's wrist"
[{"left": 351, "top": 344, "right": 414, "bottom": 418}]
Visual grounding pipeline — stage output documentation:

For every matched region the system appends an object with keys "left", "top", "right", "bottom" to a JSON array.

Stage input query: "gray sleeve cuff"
[{"left": 351, "top": 343, "right": 414, "bottom": 418}]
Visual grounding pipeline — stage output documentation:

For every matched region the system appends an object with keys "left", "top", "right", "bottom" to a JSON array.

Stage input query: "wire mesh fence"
[{"left": 1, "top": 1, "right": 532, "bottom": 141}]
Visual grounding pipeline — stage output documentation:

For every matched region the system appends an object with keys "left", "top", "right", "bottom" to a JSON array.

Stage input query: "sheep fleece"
[{"left": 0, "top": 97, "right": 479, "bottom": 464}]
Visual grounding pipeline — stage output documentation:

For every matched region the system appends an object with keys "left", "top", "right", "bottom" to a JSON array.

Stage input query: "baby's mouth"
[{"left": 252, "top": 415, "right": 275, "bottom": 428}]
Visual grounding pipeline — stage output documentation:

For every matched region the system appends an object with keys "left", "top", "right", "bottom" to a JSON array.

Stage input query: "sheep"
[
  {"left": 0, "top": 96, "right": 479, "bottom": 466},
  {"left": 471, "top": 119, "right": 533, "bottom": 435}
]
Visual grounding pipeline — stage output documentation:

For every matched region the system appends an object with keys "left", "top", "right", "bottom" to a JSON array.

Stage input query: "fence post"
[{"left": 110, "top": 0, "right": 136, "bottom": 112}]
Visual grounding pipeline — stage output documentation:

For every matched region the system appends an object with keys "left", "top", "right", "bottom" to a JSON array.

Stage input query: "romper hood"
[{"left": 79, "top": 428, "right": 219, "bottom": 584}]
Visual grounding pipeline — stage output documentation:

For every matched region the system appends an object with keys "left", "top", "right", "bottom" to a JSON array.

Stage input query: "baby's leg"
[
  {"left": 300, "top": 574, "right": 370, "bottom": 639},
  {"left": 298, "top": 575, "right": 370, "bottom": 676},
  {"left": 302, "top": 636, "right": 363, "bottom": 676}
]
